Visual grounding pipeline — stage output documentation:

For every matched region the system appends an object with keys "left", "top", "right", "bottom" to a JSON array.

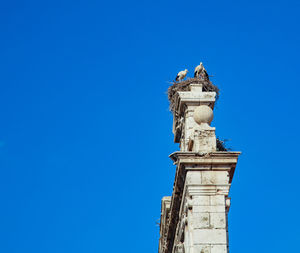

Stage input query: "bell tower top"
[{"left": 159, "top": 66, "right": 241, "bottom": 253}]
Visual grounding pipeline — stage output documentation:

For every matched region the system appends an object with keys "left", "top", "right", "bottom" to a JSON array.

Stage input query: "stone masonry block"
[
  {"left": 210, "top": 212, "right": 226, "bottom": 229},
  {"left": 201, "top": 171, "right": 229, "bottom": 185},
  {"left": 186, "top": 116, "right": 196, "bottom": 129},
  {"left": 193, "top": 205, "right": 225, "bottom": 213},
  {"left": 192, "top": 196, "right": 210, "bottom": 206},
  {"left": 193, "top": 229, "right": 227, "bottom": 244},
  {"left": 211, "top": 245, "right": 227, "bottom": 253},
  {"left": 193, "top": 245, "right": 211, "bottom": 253},
  {"left": 190, "top": 213, "right": 210, "bottom": 229},
  {"left": 210, "top": 195, "right": 225, "bottom": 206},
  {"left": 186, "top": 171, "right": 202, "bottom": 185}
]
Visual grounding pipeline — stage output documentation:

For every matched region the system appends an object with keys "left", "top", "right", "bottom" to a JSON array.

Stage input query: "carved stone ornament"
[{"left": 193, "top": 105, "right": 213, "bottom": 125}]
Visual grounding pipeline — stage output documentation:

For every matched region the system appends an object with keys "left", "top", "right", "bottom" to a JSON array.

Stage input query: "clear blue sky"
[{"left": 0, "top": 0, "right": 300, "bottom": 252}]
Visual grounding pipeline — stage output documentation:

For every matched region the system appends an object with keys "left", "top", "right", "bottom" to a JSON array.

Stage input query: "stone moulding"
[
  {"left": 176, "top": 91, "right": 216, "bottom": 114},
  {"left": 169, "top": 151, "right": 240, "bottom": 183}
]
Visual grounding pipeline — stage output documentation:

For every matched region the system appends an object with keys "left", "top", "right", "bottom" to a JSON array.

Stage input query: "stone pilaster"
[{"left": 169, "top": 152, "right": 239, "bottom": 253}]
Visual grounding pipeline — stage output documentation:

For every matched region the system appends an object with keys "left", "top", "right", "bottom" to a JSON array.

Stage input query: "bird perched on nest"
[
  {"left": 175, "top": 69, "right": 188, "bottom": 82},
  {"left": 194, "top": 62, "right": 209, "bottom": 80},
  {"left": 194, "top": 62, "right": 204, "bottom": 78},
  {"left": 201, "top": 67, "right": 209, "bottom": 80}
]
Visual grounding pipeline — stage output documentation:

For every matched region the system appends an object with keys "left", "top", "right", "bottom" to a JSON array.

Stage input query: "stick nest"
[
  {"left": 167, "top": 78, "right": 220, "bottom": 112},
  {"left": 216, "top": 138, "right": 230, "bottom": 151}
]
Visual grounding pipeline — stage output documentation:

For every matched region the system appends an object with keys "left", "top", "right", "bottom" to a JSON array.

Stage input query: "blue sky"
[{"left": 0, "top": 0, "right": 300, "bottom": 252}]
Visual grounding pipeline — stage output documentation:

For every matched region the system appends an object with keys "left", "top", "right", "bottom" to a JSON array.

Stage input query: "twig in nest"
[{"left": 167, "top": 78, "right": 220, "bottom": 113}]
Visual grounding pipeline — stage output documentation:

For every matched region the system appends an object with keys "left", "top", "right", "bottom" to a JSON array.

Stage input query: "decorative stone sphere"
[{"left": 194, "top": 105, "right": 214, "bottom": 125}]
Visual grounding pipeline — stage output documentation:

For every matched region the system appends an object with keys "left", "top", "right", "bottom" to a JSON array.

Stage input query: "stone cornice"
[
  {"left": 169, "top": 151, "right": 241, "bottom": 164},
  {"left": 169, "top": 151, "right": 240, "bottom": 184},
  {"left": 175, "top": 91, "right": 216, "bottom": 116}
]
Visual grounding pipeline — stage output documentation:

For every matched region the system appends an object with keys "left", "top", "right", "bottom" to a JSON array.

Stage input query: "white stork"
[
  {"left": 201, "top": 67, "right": 209, "bottom": 80},
  {"left": 194, "top": 62, "right": 204, "bottom": 78},
  {"left": 175, "top": 69, "right": 188, "bottom": 82}
]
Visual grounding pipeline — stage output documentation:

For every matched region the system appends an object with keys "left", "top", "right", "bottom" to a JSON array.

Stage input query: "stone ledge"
[
  {"left": 169, "top": 151, "right": 240, "bottom": 184},
  {"left": 169, "top": 151, "right": 241, "bottom": 164}
]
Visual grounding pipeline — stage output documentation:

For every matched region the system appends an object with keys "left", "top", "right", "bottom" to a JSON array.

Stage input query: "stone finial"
[{"left": 193, "top": 105, "right": 214, "bottom": 125}]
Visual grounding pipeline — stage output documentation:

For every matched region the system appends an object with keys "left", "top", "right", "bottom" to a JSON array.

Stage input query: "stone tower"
[{"left": 159, "top": 79, "right": 240, "bottom": 253}]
